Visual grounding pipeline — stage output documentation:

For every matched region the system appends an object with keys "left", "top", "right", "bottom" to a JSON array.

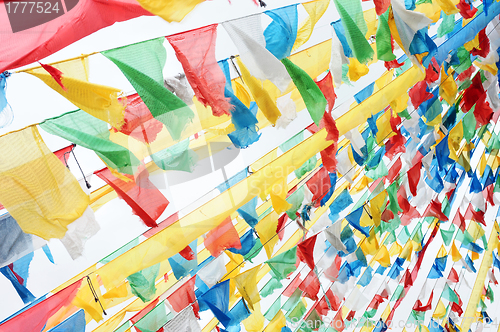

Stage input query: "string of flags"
[{"left": 1, "top": 0, "right": 500, "bottom": 331}]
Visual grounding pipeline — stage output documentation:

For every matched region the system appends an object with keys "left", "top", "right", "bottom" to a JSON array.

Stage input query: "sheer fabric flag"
[
  {"left": 102, "top": 38, "right": 194, "bottom": 141},
  {"left": 0, "top": 0, "right": 152, "bottom": 72},
  {"left": 0, "top": 214, "right": 46, "bottom": 267},
  {"left": 167, "top": 24, "right": 231, "bottom": 117},
  {"left": 264, "top": 5, "right": 299, "bottom": 60},
  {"left": 0, "top": 126, "right": 89, "bottom": 240},
  {"left": 223, "top": 15, "right": 292, "bottom": 93},
  {"left": 293, "top": 0, "right": 330, "bottom": 51},
  {"left": 27, "top": 58, "right": 127, "bottom": 129},
  {"left": 0, "top": 279, "right": 82, "bottom": 332},
  {"left": 95, "top": 166, "right": 169, "bottom": 228},
  {"left": 40, "top": 110, "right": 141, "bottom": 175},
  {"left": 162, "top": 305, "right": 202, "bottom": 332}
]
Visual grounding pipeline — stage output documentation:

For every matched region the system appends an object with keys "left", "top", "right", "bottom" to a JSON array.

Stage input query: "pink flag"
[
  {"left": 0, "top": 0, "right": 152, "bottom": 72},
  {"left": 167, "top": 24, "right": 232, "bottom": 117}
]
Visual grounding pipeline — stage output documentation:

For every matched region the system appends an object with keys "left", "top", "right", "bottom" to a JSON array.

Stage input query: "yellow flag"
[
  {"left": 234, "top": 80, "right": 252, "bottom": 108},
  {"left": 0, "top": 126, "right": 89, "bottom": 240},
  {"left": 270, "top": 175, "right": 293, "bottom": 214},
  {"left": 376, "top": 111, "right": 397, "bottom": 144},
  {"left": 434, "top": 0, "right": 459, "bottom": 14},
  {"left": 361, "top": 229, "right": 380, "bottom": 256},
  {"left": 348, "top": 58, "right": 370, "bottom": 82},
  {"left": 436, "top": 245, "right": 447, "bottom": 258},
  {"left": 293, "top": 0, "right": 330, "bottom": 51},
  {"left": 234, "top": 265, "right": 261, "bottom": 310},
  {"left": 375, "top": 245, "right": 391, "bottom": 267},
  {"left": 451, "top": 241, "right": 462, "bottom": 262},
  {"left": 133, "top": 0, "right": 203, "bottom": 22},
  {"left": 237, "top": 58, "right": 281, "bottom": 125},
  {"left": 255, "top": 212, "right": 280, "bottom": 259},
  {"left": 370, "top": 190, "right": 387, "bottom": 227},
  {"left": 389, "top": 241, "right": 403, "bottom": 257},
  {"left": 243, "top": 302, "right": 265, "bottom": 332},
  {"left": 440, "top": 67, "right": 458, "bottom": 107},
  {"left": 448, "top": 121, "right": 463, "bottom": 161},
  {"left": 265, "top": 310, "right": 286, "bottom": 331},
  {"left": 433, "top": 300, "right": 447, "bottom": 319},
  {"left": 27, "top": 58, "right": 126, "bottom": 130},
  {"left": 401, "top": 241, "right": 414, "bottom": 261}
]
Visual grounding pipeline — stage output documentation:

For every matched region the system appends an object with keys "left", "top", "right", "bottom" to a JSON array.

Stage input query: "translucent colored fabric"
[
  {"left": 0, "top": 126, "right": 89, "bottom": 240},
  {"left": 0, "top": 73, "right": 13, "bottom": 129},
  {"left": 40, "top": 110, "right": 141, "bottom": 175},
  {"left": 167, "top": 276, "right": 199, "bottom": 318},
  {"left": 102, "top": 38, "right": 194, "bottom": 141},
  {"left": 333, "top": 0, "right": 373, "bottom": 63},
  {"left": 94, "top": 166, "right": 169, "bottom": 228},
  {"left": 167, "top": 25, "right": 231, "bottom": 117},
  {"left": 53, "top": 144, "right": 75, "bottom": 166},
  {"left": 162, "top": 305, "right": 201, "bottom": 332},
  {"left": 223, "top": 15, "right": 291, "bottom": 93},
  {"left": 127, "top": 264, "right": 160, "bottom": 302},
  {"left": 168, "top": 240, "right": 198, "bottom": 280},
  {"left": 265, "top": 247, "right": 297, "bottom": 280},
  {"left": 133, "top": 0, "right": 204, "bottom": 23},
  {"left": 0, "top": 0, "right": 152, "bottom": 72},
  {"left": 282, "top": 58, "right": 327, "bottom": 125},
  {"left": 234, "top": 266, "right": 261, "bottom": 310},
  {"left": 255, "top": 212, "right": 280, "bottom": 258},
  {"left": 151, "top": 139, "right": 198, "bottom": 172},
  {"left": 60, "top": 207, "right": 100, "bottom": 259},
  {"left": 293, "top": 0, "right": 330, "bottom": 51},
  {"left": 376, "top": 11, "right": 397, "bottom": 62},
  {"left": 47, "top": 309, "right": 85, "bottom": 332},
  {"left": 27, "top": 59, "right": 126, "bottom": 130},
  {"left": 204, "top": 217, "right": 242, "bottom": 257},
  {"left": 264, "top": 5, "right": 299, "bottom": 60},
  {"left": 0, "top": 279, "right": 82, "bottom": 332},
  {"left": 0, "top": 214, "right": 45, "bottom": 268},
  {"left": 236, "top": 58, "right": 282, "bottom": 125},
  {"left": 0, "top": 265, "right": 35, "bottom": 304}
]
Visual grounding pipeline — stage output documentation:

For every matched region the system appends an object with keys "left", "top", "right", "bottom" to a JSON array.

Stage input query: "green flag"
[
  {"left": 266, "top": 246, "right": 298, "bottom": 280},
  {"left": 281, "top": 58, "right": 327, "bottom": 126}
]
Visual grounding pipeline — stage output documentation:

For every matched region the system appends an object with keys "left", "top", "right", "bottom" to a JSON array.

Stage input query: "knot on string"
[
  {"left": 1, "top": 71, "right": 11, "bottom": 79},
  {"left": 258, "top": 0, "right": 267, "bottom": 7},
  {"left": 86, "top": 276, "right": 107, "bottom": 316}
]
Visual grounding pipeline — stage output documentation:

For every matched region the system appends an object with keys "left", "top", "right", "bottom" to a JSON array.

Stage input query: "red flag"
[
  {"left": 316, "top": 289, "right": 340, "bottom": 315},
  {"left": 315, "top": 72, "right": 337, "bottom": 112},
  {"left": 451, "top": 301, "right": 464, "bottom": 316},
  {"left": 473, "top": 94, "right": 493, "bottom": 128},
  {"left": 448, "top": 268, "right": 459, "bottom": 283},
  {"left": 276, "top": 213, "right": 288, "bottom": 241},
  {"left": 331, "top": 309, "right": 345, "bottom": 332},
  {"left": 0, "top": 279, "right": 82, "bottom": 332},
  {"left": 409, "top": 81, "right": 432, "bottom": 109},
  {"left": 204, "top": 216, "right": 241, "bottom": 257},
  {"left": 113, "top": 93, "right": 164, "bottom": 144},
  {"left": 471, "top": 29, "right": 490, "bottom": 58},
  {"left": 321, "top": 143, "right": 338, "bottom": 173},
  {"left": 167, "top": 275, "right": 200, "bottom": 318},
  {"left": 39, "top": 62, "right": 67, "bottom": 91},
  {"left": 385, "top": 158, "right": 402, "bottom": 184},
  {"left": 53, "top": 144, "right": 75, "bottom": 166},
  {"left": 178, "top": 245, "right": 196, "bottom": 261},
  {"left": 461, "top": 74, "right": 485, "bottom": 112},
  {"left": 283, "top": 273, "right": 303, "bottom": 297},
  {"left": 413, "top": 291, "right": 433, "bottom": 311},
  {"left": 384, "top": 59, "right": 405, "bottom": 70},
  {"left": 299, "top": 270, "right": 320, "bottom": 301},
  {"left": 95, "top": 166, "right": 169, "bottom": 228},
  {"left": 423, "top": 199, "right": 449, "bottom": 221},
  {"left": 425, "top": 59, "right": 440, "bottom": 83},
  {"left": 297, "top": 234, "right": 318, "bottom": 270},
  {"left": 374, "top": 0, "right": 390, "bottom": 15},
  {"left": 457, "top": 0, "right": 478, "bottom": 18},
  {"left": 457, "top": 65, "right": 475, "bottom": 81},
  {"left": 408, "top": 160, "right": 422, "bottom": 197},
  {"left": 321, "top": 111, "right": 340, "bottom": 142},
  {"left": 453, "top": 210, "right": 466, "bottom": 232},
  {"left": 167, "top": 24, "right": 231, "bottom": 117},
  {"left": 0, "top": 0, "right": 152, "bottom": 72},
  {"left": 306, "top": 167, "right": 332, "bottom": 207}
]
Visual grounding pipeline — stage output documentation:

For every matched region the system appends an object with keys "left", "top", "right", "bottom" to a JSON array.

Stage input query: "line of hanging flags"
[{"left": 1, "top": 0, "right": 500, "bottom": 331}]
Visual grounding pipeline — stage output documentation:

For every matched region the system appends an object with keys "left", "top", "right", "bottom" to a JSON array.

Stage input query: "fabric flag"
[
  {"left": 330, "top": 24, "right": 350, "bottom": 87},
  {"left": 282, "top": 58, "right": 327, "bottom": 125},
  {"left": 60, "top": 206, "right": 100, "bottom": 259},
  {"left": 198, "top": 280, "right": 232, "bottom": 327},
  {"left": 40, "top": 110, "right": 141, "bottom": 175},
  {"left": 204, "top": 216, "right": 242, "bottom": 257},
  {"left": 297, "top": 235, "right": 317, "bottom": 270},
  {"left": 315, "top": 72, "right": 337, "bottom": 112},
  {"left": 168, "top": 240, "right": 198, "bottom": 280},
  {"left": 223, "top": 15, "right": 292, "bottom": 93},
  {"left": 162, "top": 305, "right": 202, "bottom": 332},
  {"left": 133, "top": 0, "right": 203, "bottom": 23},
  {"left": 345, "top": 207, "right": 371, "bottom": 237},
  {"left": 167, "top": 275, "right": 199, "bottom": 319},
  {"left": 293, "top": 0, "right": 330, "bottom": 51},
  {"left": 391, "top": 0, "right": 433, "bottom": 52},
  {"left": 0, "top": 279, "right": 82, "bottom": 332},
  {"left": 333, "top": 0, "right": 374, "bottom": 63},
  {"left": 0, "top": 126, "right": 89, "bottom": 240},
  {"left": 306, "top": 167, "right": 332, "bottom": 206},
  {"left": 0, "top": 214, "right": 46, "bottom": 268},
  {"left": 27, "top": 58, "right": 126, "bottom": 129},
  {"left": 102, "top": 38, "right": 195, "bottom": 140},
  {"left": 127, "top": 263, "right": 160, "bottom": 302},
  {"left": 167, "top": 25, "right": 231, "bottom": 117},
  {"left": 0, "top": 0, "right": 152, "bottom": 72},
  {"left": 266, "top": 247, "right": 298, "bottom": 280},
  {"left": 0, "top": 265, "right": 35, "bottom": 304},
  {"left": 95, "top": 166, "right": 169, "bottom": 228},
  {"left": 264, "top": 5, "right": 299, "bottom": 60},
  {"left": 0, "top": 72, "right": 13, "bottom": 129},
  {"left": 151, "top": 139, "right": 198, "bottom": 172},
  {"left": 53, "top": 144, "right": 76, "bottom": 167},
  {"left": 47, "top": 309, "right": 85, "bottom": 332},
  {"left": 234, "top": 266, "right": 261, "bottom": 310}
]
